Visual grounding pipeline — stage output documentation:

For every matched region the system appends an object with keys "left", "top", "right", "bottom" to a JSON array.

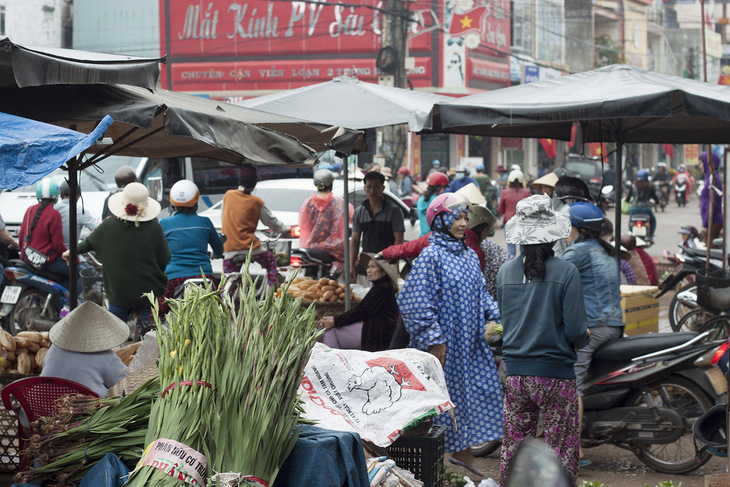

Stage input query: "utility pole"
[{"left": 379, "top": 0, "right": 409, "bottom": 172}]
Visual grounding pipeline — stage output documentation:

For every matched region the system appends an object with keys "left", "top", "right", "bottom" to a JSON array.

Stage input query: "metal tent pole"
[{"left": 343, "top": 156, "right": 352, "bottom": 311}]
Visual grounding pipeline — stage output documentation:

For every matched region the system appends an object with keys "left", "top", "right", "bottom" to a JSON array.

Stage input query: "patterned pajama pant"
[
  {"left": 499, "top": 376, "right": 580, "bottom": 487},
  {"left": 158, "top": 274, "right": 216, "bottom": 319},
  {"left": 223, "top": 250, "right": 278, "bottom": 286}
]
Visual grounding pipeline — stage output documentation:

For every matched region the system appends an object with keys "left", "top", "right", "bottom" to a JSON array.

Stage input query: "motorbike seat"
[
  {"left": 7, "top": 259, "right": 67, "bottom": 284},
  {"left": 594, "top": 332, "right": 699, "bottom": 362},
  {"left": 684, "top": 247, "right": 724, "bottom": 260},
  {"left": 296, "top": 248, "right": 335, "bottom": 264}
]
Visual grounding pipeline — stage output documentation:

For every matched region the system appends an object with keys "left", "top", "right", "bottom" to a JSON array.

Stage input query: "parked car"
[
  {"left": 0, "top": 155, "right": 138, "bottom": 240},
  {"left": 558, "top": 155, "right": 607, "bottom": 201},
  {"left": 136, "top": 156, "right": 314, "bottom": 213},
  {"left": 200, "top": 177, "right": 420, "bottom": 279}
]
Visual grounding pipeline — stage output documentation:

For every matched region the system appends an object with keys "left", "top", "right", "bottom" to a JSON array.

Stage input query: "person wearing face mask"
[
  {"left": 398, "top": 192, "right": 503, "bottom": 478},
  {"left": 448, "top": 166, "right": 479, "bottom": 193},
  {"left": 551, "top": 176, "right": 595, "bottom": 258}
]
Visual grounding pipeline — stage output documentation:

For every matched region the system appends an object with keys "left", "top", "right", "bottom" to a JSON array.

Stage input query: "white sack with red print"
[{"left": 299, "top": 343, "right": 455, "bottom": 447}]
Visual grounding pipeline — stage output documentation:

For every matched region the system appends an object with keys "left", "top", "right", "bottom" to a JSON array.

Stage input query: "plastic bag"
[{"left": 299, "top": 343, "right": 455, "bottom": 447}]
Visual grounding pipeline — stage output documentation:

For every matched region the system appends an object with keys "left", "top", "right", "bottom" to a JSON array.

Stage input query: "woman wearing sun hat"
[
  {"left": 320, "top": 252, "right": 399, "bottom": 352},
  {"left": 496, "top": 194, "right": 589, "bottom": 485},
  {"left": 63, "top": 182, "right": 170, "bottom": 325},
  {"left": 398, "top": 192, "right": 503, "bottom": 477},
  {"left": 41, "top": 301, "right": 128, "bottom": 397}
]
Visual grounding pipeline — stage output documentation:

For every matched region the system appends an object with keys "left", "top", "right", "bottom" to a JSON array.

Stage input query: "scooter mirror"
[{"left": 507, "top": 439, "right": 572, "bottom": 487}]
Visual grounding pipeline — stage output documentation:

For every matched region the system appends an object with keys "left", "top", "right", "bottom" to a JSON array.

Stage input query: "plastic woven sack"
[{"left": 299, "top": 343, "right": 455, "bottom": 447}]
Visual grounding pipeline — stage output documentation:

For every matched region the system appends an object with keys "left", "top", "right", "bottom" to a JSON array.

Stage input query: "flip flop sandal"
[{"left": 448, "top": 457, "right": 487, "bottom": 478}]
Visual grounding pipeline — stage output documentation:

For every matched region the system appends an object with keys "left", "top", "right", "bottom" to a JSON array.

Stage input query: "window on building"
[
  {"left": 0, "top": 6, "right": 5, "bottom": 36},
  {"left": 42, "top": 5, "right": 54, "bottom": 22},
  {"left": 536, "top": 0, "right": 564, "bottom": 64},
  {"left": 512, "top": 0, "right": 533, "bottom": 53}
]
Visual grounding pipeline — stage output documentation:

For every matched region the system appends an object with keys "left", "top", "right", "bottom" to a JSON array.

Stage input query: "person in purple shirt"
[{"left": 700, "top": 151, "right": 723, "bottom": 247}]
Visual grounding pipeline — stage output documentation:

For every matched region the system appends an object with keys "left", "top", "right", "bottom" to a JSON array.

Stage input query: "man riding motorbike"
[
  {"left": 671, "top": 164, "right": 693, "bottom": 205},
  {"left": 625, "top": 169, "right": 659, "bottom": 242}
]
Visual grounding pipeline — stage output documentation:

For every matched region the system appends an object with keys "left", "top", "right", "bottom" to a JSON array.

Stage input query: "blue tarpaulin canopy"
[{"left": 0, "top": 112, "right": 113, "bottom": 189}]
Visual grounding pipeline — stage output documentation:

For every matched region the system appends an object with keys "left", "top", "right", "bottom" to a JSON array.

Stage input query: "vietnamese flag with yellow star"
[{"left": 449, "top": 7, "right": 488, "bottom": 37}]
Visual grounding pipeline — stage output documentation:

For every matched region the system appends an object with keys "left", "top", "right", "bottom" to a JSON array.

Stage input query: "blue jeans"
[
  {"left": 108, "top": 305, "right": 153, "bottom": 336},
  {"left": 45, "top": 258, "right": 81, "bottom": 291},
  {"left": 505, "top": 228, "right": 517, "bottom": 257}
]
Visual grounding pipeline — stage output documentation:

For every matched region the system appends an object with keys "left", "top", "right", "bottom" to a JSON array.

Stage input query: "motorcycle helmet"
[
  {"left": 36, "top": 178, "right": 60, "bottom": 200},
  {"left": 58, "top": 180, "right": 80, "bottom": 198},
  {"left": 636, "top": 169, "right": 649, "bottom": 181},
  {"left": 169, "top": 179, "right": 200, "bottom": 207},
  {"left": 475, "top": 164, "right": 485, "bottom": 171},
  {"left": 313, "top": 169, "right": 335, "bottom": 190},
  {"left": 426, "top": 192, "right": 471, "bottom": 230},
  {"left": 678, "top": 164, "right": 687, "bottom": 172},
  {"left": 679, "top": 225, "right": 699, "bottom": 238},
  {"left": 569, "top": 202, "right": 604, "bottom": 232},
  {"left": 426, "top": 172, "right": 449, "bottom": 187},
  {"left": 508, "top": 170, "right": 524, "bottom": 184},
  {"left": 397, "top": 166, "right": 410, "bottom": 175},
  {"left": 693, "top": 403, "right": 727, "bottom": 458},
  {"left": 468, "top": 206, "right": 495, "bottom": 235}
]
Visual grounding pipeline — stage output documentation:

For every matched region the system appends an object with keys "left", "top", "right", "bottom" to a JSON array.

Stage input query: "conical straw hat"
[
  {"left": 49, "top": 301, "right": 130, "bottom": 353},
  {"left": 456, "top": 183, "right": 487, "bottom": 205}
]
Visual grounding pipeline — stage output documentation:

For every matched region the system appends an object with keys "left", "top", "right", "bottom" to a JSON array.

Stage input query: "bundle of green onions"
[
  {"left": 17, "top": 378, "right": 158, "bottom": 486},
  {"left": 127, "top": 267, "right": 320, "bottom": 486}
]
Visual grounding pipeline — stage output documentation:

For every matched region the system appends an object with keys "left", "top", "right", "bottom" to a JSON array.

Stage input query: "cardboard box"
[{"left": 620, "top": 285, "right": 659, "bottom": 336}]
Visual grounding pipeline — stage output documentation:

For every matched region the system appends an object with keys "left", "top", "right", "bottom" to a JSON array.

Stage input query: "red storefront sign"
[
  {"left": 162, "top": 0, "right": 431, "bottom": 57},
  {"left": 468, "top": 0, "right": 511, "bottom": 57},
  {"left": 170, "top": 57, "right": 433, "bottom": 91},
  {"left": 468, "top": 58, "right": 510, "bottom": 86}
]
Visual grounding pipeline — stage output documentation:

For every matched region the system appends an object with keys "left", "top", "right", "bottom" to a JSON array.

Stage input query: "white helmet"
[
  {"left": 169, "top": 180, "right": 200, "bottom": 208},
  {"left": 508, "top": 170, "right": 524, "bottom": 184}
]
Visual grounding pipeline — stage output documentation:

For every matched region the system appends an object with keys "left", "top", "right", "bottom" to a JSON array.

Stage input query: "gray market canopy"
[
  {"left": 238, "top": 76, "right": 451, "bottom": 130},
  {"left": 410, "top": 64, "right": 730, "bottom": 144},
  {"left": 0, "top": 83, "right": 367, "bottom": 166},
  {"left": 0, "top": 37, "right": 163, "bottom": 90}
]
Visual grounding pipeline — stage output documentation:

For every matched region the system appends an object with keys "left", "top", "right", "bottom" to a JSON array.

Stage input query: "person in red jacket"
[
  {"left": 18, "top": 178, "right": 69, "bottom": 283},
  {"left": 379, "top": 213, "right": 484, "bottom": 272},
  {"left": 634, "top": 237, "right": 658, "bottom": 286},
  {"left": 498, "top": 170, "right": 532, "bottom": 257}
]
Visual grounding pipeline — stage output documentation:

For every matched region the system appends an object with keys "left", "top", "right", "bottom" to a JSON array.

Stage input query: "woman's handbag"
[
  {"left": 323, "top": 321, "right": 363, "bottom": 350},
  {"left": 21, "top": 206, "right": 49, "bottom": 270},
  {"left": 23, "top": 246, "right": 49, "bottom": 270}
]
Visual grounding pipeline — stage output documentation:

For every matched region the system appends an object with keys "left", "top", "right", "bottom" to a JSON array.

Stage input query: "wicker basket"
[
  {"left": 302, "top": 301, "right": 347, "bottom": 321},
  {"left": 696, "top": 269, "right": 730, "bottom": 311}
]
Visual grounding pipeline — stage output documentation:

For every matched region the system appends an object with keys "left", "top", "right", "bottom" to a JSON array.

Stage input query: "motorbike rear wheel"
[
  {"left": 627, "top": 376, "right": 713, "bottom": 473},
  {"left": 697, "top": 314, "right": 730, "bottom": 340},
  {"left": 669, "top": 283, "right": 698, "bottom": 331},
  {"left": 471, "top": 440, "right": 502, "bottom": 457},
  {"left": 7, "top": 289, "right": 59, "bottom": 336}
]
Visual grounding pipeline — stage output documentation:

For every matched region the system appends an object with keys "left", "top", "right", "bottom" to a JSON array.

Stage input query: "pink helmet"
[{"left": 426, "top": 192, "right": 471, "bottom": 229}]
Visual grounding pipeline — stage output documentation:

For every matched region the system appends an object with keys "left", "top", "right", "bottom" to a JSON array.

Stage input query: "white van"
[
  {"left": 135, "top": 157, "right": 314, "bottom": 215},
  {"left": 0, "top": 155, "right": 139, "bottom": 240}
]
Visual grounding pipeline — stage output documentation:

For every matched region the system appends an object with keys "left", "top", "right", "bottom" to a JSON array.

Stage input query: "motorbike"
[
  {"left": 0, "top": 259, "right": 70, "bottom": 335},
  {"left": 290, "top": 248, "right": 341, "bottom": 281},
  {"left": 474, "top": 330, "right": 728, "bottom": 474},
  {"left": 652, "top": 180, "right": 669, "bottom": 212},
  {"left": 628, "top": 205, "right": 653, "bottom": 243},
  {"left": 657, "top": 245, "right": 724, "bottom": 331},
  {"left": 675, "top": 176, "right": 689, "bottom": 207}
]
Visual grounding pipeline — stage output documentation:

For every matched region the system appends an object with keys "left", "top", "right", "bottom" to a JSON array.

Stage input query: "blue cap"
[
  {"left": 432, "top": 159, "right": 441, "bottom": 166},
  {"left": 636, "top": 169, "right": 649, "bottom": 181},
  {"left": 476, "top": 164, "right": 485, "bottom": 171},
  {"left": 569, "top": 202, "right": 604, "bottom": 232}
]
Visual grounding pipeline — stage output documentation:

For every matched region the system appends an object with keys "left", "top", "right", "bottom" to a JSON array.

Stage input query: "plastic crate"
[
  {"left": 696, "top": 269, "right": 730, "bottom": 311},
  {"left": 0, "top": 374, "right": 28, "bottom": 473},
  {"left": 386, "top": 424, "right": 446, "bottom": 487}
]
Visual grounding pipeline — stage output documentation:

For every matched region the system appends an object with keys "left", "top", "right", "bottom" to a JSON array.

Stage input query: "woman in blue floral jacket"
[{"left": 398, "top": 193, "right": 503, "bottom": 477}]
